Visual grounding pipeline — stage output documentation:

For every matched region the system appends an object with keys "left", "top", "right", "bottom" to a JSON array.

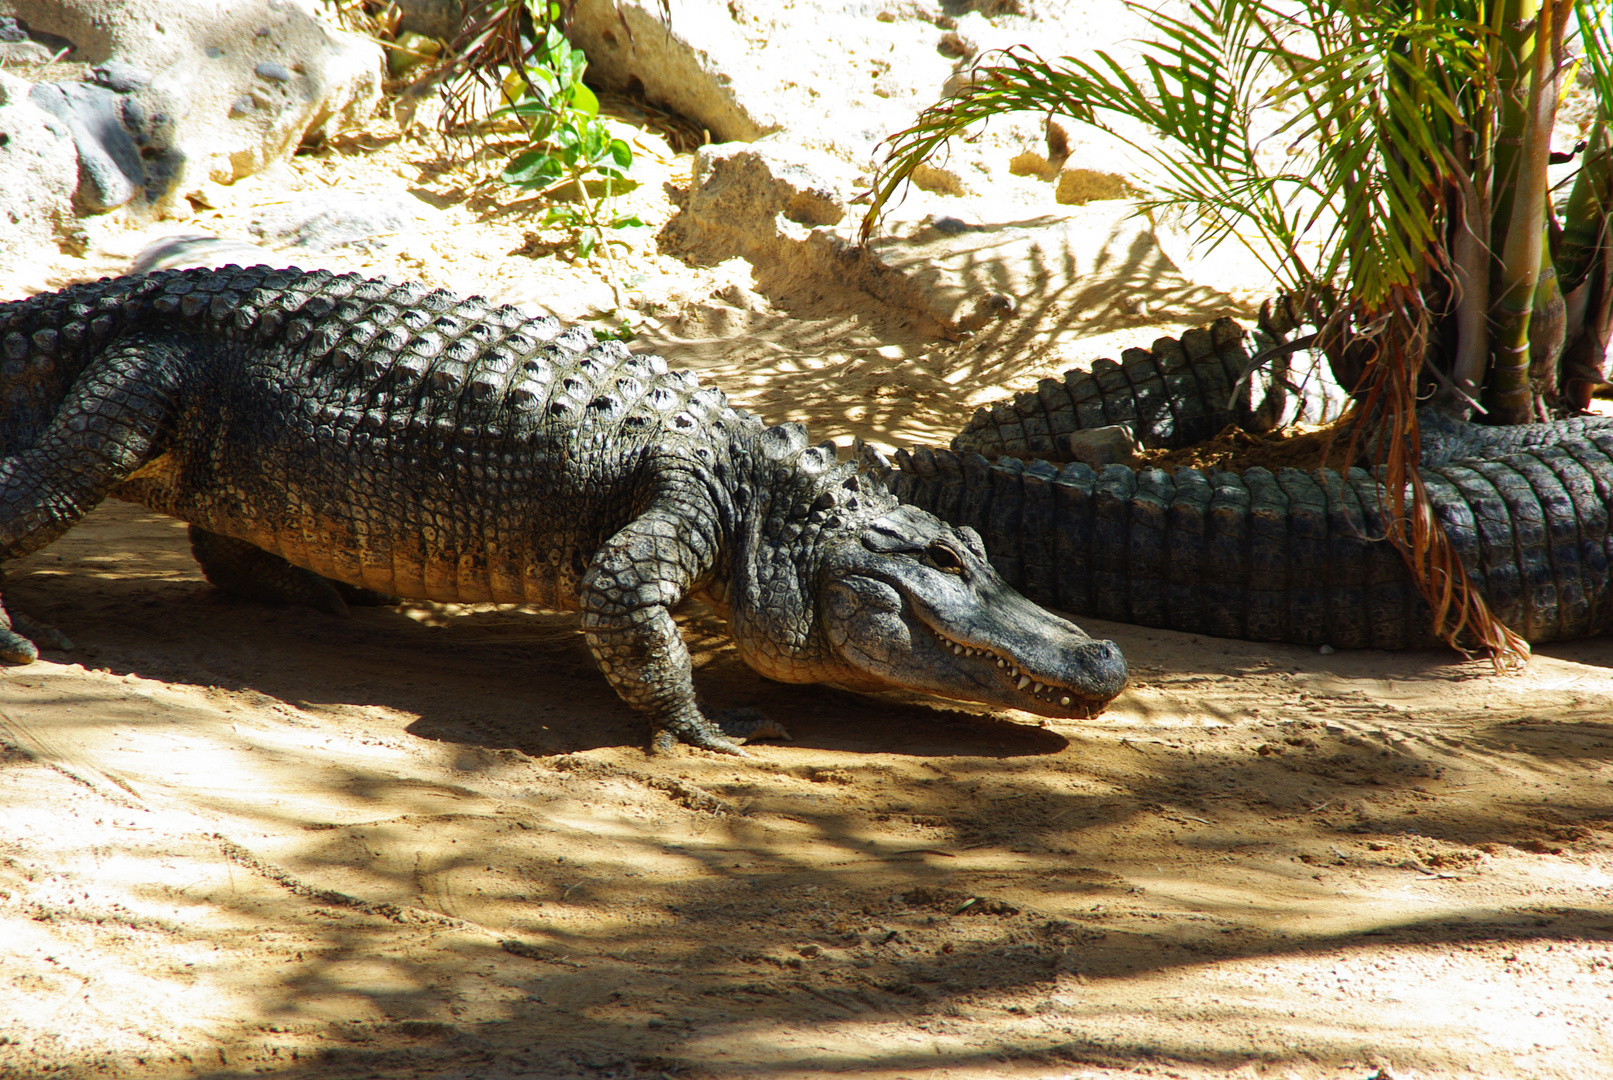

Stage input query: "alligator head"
[
  {"left": 813, "top": 505, "right": 1128, "bottom": 717},
  {"left": 727, "top": 497, "right": 1128, "bottom": 720}
]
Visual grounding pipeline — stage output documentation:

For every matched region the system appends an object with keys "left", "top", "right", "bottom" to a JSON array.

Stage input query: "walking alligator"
[
  {"left": 0, "top": 266, "right": 1127, "bottom": 753},
  {"left": 892, "top": 323, "right": 1613, "bottom": 649}
]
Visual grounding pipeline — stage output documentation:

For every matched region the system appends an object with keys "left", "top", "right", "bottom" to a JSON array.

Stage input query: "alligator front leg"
[
  {"left": 580, "top": 507, "right": 780, "bottom": 754},
  {"left": 0, "top": 334, "right": 183, "bottom": 663}
]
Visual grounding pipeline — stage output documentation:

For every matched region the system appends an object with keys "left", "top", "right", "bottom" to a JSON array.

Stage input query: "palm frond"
[{"left": 861, "top": 0, "right": 1541, "bottom": 663}]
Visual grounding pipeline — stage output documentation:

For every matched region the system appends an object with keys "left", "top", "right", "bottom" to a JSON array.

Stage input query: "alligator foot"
[
  {"left": 188, "top": 527, "right": 396, "bottom": 616},
  {"left": 0, "top": 602, "right": 74, "bottom": 664},
  {"left": 651, "top": 706, "right": 791, "bottom": 756},
  {"left": 0, "top": 616, "right": 36, "bottom": 665}
]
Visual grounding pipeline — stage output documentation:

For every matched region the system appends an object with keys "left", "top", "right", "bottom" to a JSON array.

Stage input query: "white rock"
[
  {"left": 0, "top": 69, "right": 78, "bottom": 279},
  {"left": 1054, "top": 424, "right": 1141, "bottom": 467},
  {"left": 568, "top": 0, "right": 781, "bottom": 144},
  {"left": 0, "top": 0, "right": 383, "bottom": 218}
]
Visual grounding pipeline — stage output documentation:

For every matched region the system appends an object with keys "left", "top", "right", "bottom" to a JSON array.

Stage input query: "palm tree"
[{"left": 864, "top": 0, "right": 1613, "bottom": 663}]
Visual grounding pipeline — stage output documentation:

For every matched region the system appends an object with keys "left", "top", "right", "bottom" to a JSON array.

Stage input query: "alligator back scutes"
[
  {"left": 0, "top": 267, "right": 765, "bottom": 443},
  {"left": 151, "top": 267, "right": 583, "bottom": 411},
  {"left": 891, "top": 434, "right": 1613, "bottom": 647}
]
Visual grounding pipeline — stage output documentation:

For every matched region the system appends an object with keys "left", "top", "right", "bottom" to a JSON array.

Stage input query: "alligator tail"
[{"left": 952, "top": 318, "right": 1278, "bottom": 459}]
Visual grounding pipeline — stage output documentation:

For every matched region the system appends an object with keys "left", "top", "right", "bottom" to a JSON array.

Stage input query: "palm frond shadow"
[
  {"left": 99, "top": 693, "right": 1613, "bottom": 1079},
  {"left": 642, "top": 209, "right": 1247, "bottom": 452}
]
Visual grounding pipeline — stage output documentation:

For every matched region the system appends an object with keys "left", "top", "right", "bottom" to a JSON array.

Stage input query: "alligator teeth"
[
  {"left": 928, "top": 628, "right": 1077, "bottom": 706},
  {"left": 931, "top": 632, "right": 1054, "bottom": 694}
]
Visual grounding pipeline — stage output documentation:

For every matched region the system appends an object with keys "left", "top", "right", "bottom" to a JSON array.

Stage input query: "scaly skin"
[
  {"left": 897, "top": 336, "right": 1613, "bottom": 649},
  {"left": 0, "top": 267, "right": 1127, "bottom": 752},
  {"left": 951, "top": 318, "right": 1259, "bottom": 458}
]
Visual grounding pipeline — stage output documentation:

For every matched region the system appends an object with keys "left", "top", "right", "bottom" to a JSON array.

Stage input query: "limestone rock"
[
  {"left": 567, "top": 0, "right": 781, "bottom": 144},
  {"left": 0, "top": 69, "right": 78, "bottom": 278},
  {"left": 27, "top": 74, "right": 169, "bottom": 213},
  {"left": 662, "top": 139, "right": 855, "bottom": 265},
  {"left": 0, "top": 0, "right": 383, "bottom": 217},
  {"left": 0, "top": 13, "right": 55, "bottom": 62},
  {"left": 566, "top": 0, "right": 954, "bottom": 159},
  {"left": 1055, "top": 167, "right": 1130, "bottom": 205}
]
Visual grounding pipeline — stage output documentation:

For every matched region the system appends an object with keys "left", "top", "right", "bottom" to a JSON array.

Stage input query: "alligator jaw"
[{"left": 921, "top": 626, "right": 1112, "bottom": 716}]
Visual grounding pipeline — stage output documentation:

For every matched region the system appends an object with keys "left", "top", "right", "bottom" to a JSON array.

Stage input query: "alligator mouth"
[{"left": 926, "top": 626, "right": 1084, "bottom": 709}]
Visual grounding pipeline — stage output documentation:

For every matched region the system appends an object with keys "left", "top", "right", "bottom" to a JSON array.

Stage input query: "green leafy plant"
[
  {"left": 378, "top": 1, "right": 647, "bottom": 266},
  {"left": 591, "top": 319, "right": 638, "bottom": 343},
  {"left": 425, "top": 0, "right": 662, "bottom": 133},
  {"left": 864, "top": 0, "right": 1613, "bottom": 665},
  {"left": 494, "top": 19, "right": 644, "bottom": 273}
]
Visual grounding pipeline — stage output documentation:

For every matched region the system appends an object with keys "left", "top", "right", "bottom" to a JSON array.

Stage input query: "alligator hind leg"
[
  {"left": 188, "top": 527, "right": 397, "bottom": 616},
  {"left": 0, "top": 333, "right": 183, "bottom": 663}
]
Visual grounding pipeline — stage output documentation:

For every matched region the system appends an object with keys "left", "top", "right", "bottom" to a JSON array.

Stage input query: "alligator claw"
[
  {"left": 0, "top": 623, "right": 38, "bottom": 665},
  {"left": 652, "top": 705, "right": 790, "bottom": 756},
  {"left": 0, "top": 603, "right": 72, "bottom": 664},
  {"left": 653, "top": 723, "right": 750, "bottom": 757}
]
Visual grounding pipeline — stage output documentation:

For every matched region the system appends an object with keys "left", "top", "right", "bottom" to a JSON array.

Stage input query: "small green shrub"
[{"left": 494, "top": 20, "right": 644, "bottom": 261}]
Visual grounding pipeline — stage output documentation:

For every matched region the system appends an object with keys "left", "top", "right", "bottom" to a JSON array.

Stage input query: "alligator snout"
[{"left": 1070, "top": 637, "right": 1128, "bottom": 703}]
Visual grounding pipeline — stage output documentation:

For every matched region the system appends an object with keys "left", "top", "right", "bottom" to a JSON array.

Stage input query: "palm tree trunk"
[
  {"left": 1558, "top": 117, "right": 1613, "bottom": 406},
  {"left": 1528, "top": 242, "right": 1568, "bottom": 415},
  {"left": 1486, "top": 0, "right": 1565, "bottom": 423},
  {"left": 1561, "top": 249, "right": 1613, "bottom": 407}
]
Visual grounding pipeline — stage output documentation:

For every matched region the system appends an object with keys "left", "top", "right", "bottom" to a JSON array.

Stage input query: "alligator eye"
[{"left": 928, "top": 544, "right": 965, "bottom": 574}]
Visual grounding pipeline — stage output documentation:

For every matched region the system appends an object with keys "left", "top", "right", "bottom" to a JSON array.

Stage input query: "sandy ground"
[{"left": 2, "top": 75, "right": 1613, "bottom": 1080}]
